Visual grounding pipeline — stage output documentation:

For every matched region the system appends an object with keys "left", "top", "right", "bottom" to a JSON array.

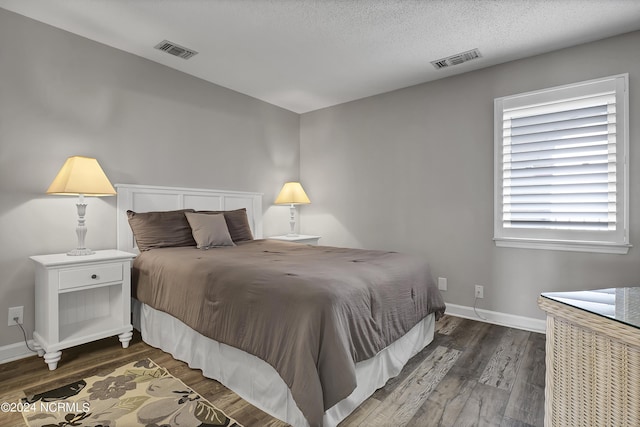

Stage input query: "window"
[{"left": 494, "top": 74, "right": 630, "bottom": 254}]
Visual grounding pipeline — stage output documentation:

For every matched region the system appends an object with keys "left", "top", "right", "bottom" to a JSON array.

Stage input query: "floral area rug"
[{"left": 21, "top": 358, "right": 243, "bottom": 427}]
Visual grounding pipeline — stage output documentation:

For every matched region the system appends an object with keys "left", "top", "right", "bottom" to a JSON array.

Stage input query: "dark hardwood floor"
[{"left": 0, "top": 315, "right": 545, "bottom": 427}]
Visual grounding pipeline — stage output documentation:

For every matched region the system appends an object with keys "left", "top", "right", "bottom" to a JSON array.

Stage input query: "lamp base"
[
  {"left": 68, "top": 196, "right": 94, "bottom": 256},
  {"left": 67, "top": 248, "right": 95, "bottom": 256}
]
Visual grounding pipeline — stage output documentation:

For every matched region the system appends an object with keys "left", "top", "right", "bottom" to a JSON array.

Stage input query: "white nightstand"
[
  {"left": 30, "top": 250, "right": 136, "bottom": 370},
  {"left": 268, "top": 234, "right": 321, "bottom": 245}
]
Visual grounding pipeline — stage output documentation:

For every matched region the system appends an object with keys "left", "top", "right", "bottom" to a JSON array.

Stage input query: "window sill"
[{"left": 494, "top": 238, "right": 631, "bottom": 254}]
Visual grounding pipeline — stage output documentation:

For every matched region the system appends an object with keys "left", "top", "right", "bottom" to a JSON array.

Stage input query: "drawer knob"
[{"left": 91, "top": 274, "right": 98, "bottom": 279}]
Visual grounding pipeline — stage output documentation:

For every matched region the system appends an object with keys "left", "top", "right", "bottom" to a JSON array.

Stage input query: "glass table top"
[{"left": 541, "top": 287, "right": 640, "bottom": 330}]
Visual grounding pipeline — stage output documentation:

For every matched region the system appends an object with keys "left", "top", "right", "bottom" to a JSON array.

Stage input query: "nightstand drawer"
[{"left": 59, "top": 263, "right": 123, "bottom": 290}]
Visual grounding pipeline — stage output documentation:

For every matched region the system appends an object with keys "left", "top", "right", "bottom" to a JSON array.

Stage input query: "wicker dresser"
[{"left": 538, "top": 288, "right": 640, "bottom": 427}]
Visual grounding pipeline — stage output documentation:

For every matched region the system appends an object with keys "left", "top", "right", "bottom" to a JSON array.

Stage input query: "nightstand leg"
[
  {"left": 118, "top": 330, "right": 133, "bottom": 348},
  {"left": 32, "top": 341, "right": 45, "bottom": 357},
  {"left": 43, "top": 351, "right": 62, "bottom": 370}
]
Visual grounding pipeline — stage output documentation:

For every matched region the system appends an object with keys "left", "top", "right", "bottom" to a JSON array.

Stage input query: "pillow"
[
  {"left": 196, "top": 208, "right": 254, "bottom": 243},
  {"left": 127, "top": 209, "right": 196, "bottom": 251},
  {"left": 185, "top": 212, "right": 235, "bottom": 249}
]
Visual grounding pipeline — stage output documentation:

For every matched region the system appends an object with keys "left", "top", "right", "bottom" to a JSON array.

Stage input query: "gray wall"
[
  {"left": 2, "top": 7, "right": 639, "bottom": 351},
  {"left": 0, "top": 9, "right": 300, "bottom": 348},
  {"left": 300, "top": 31, "right": 640, "bottom": 321}
]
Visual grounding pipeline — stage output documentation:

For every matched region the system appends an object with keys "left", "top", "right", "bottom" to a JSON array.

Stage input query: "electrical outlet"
[
  {"left": 8, "top": 306, "right": 23, "bottom": 326},
  {"left": 475, "top": 285, "right": 484, "bottom": 299},
  {"left": 438, "top": 277, "right": 447, "bottom": 291}
]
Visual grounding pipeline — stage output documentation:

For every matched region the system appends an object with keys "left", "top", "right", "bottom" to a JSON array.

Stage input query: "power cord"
[
  {"left": 13, "top": 317, "right": 38, "bottom": 353},
  {"left": 473, "top": 296, "right": 489, "bottom": 321}
]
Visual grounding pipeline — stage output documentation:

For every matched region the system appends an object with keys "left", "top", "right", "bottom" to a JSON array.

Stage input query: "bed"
[{"left": 116, "top": 184, "right": 445, "bottom": 427}]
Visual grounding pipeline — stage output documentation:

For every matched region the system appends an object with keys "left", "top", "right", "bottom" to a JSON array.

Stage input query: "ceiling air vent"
[
  {"left": 431, "top": 48, "right": 481, "bottom": 70},
  {"left": 154, "top": 40, "right": 198, "bottom": 60}
]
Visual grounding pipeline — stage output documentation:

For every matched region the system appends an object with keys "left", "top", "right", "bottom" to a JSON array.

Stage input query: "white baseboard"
[
  {"left": 445, "top": 303, "right": 546, "bottom": 334},
  {"left": 0, "top": 340, "right": 38, "bottom": 364}
]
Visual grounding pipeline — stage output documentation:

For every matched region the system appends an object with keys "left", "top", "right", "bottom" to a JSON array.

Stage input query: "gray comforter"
[{"left": 133, "top": 240, "right": 445, "bottom": 427}]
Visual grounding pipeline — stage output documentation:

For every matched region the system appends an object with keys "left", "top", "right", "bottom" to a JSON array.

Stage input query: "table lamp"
[
  {"left": 274, "top": 182, "right": 310, "bottom": 236},
  {"left": 46, "top": 156, "right": 116, "bottom": 256}
]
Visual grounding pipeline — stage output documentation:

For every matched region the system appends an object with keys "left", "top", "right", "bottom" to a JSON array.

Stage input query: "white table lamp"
[
  {"left": 46, "top": 156, "right": 116, "bottom": 256},
  {"left": 275, "top": 182, "right": 310, "bottom": 237}
]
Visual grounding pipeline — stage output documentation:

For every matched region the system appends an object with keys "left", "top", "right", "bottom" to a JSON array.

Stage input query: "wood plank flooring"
[{"left": 0, "top": 316, "right": 545, "bottom": 426}]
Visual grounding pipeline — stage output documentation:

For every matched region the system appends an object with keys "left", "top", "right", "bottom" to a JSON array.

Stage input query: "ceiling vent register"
[
  {"left": 431, "top": 48, "right": 481, "bottom": 69},
  {"left": 154, "top": 40, "right": 198, "bottom": 60}
]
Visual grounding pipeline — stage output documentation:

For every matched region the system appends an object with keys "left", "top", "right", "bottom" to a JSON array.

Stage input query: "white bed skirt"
[{"left": 132, "top": 300, "right": 435, "bottom": 427}]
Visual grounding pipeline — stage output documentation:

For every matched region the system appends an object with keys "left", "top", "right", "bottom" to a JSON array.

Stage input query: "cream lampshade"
[
  {"left": 275, "top": 182, "right": 310, "bottom": 237},
  {"left": 47, "top": 156, "right": 116, "bottom": 256}
]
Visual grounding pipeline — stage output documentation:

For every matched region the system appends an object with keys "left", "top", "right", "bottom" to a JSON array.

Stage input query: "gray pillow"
[
  {"left": 196, "top": 208, "right": 254, "bottom": 242},
  {"left": 185, "top": 212, "right": 235, "bottom": 249},
  {"left": 127, "top": 209, "right": 196, "bottom": 251}
]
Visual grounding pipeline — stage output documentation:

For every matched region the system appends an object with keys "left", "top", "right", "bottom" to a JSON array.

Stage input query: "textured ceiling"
[{"left": 2, "top": 0, "right": 640, "bottom": 113}]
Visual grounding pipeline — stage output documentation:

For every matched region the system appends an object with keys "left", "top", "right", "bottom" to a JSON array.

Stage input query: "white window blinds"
[
  {"left": 502, "top": 92, "right": 617, "bottom": 231},
  {"left": 494, "top": 75, "right": 629, "bottom": 253}
]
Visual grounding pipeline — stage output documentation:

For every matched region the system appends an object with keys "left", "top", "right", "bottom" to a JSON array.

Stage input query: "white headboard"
[{"left": 116, "top": 184, "right": 263, "bottom": 253}]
